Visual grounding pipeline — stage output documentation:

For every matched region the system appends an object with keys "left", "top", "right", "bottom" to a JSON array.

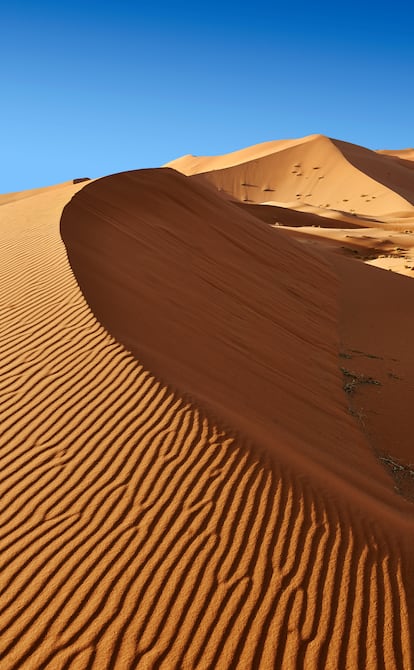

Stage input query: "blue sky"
[{"left": 1, "top": 1, "right": 413, "bottom": 193}]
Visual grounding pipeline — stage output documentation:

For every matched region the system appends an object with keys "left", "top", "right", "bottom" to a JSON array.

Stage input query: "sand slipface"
[{"left": 1, "top": 141, "right": 414, "bottom": 669}]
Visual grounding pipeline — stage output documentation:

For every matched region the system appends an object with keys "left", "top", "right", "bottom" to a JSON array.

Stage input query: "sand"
[{"left": 1, "top": 137, "right": 413, "bottom": 668}]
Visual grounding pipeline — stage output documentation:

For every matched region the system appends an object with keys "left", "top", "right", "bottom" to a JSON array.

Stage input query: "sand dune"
[
  {"left": 167, "top": 133, "right": 414, "bottom": 217},
  {"left": 377, "top": 148, "right": 414, "bottom": 163},
  {"left": 1, "top": 141, "right": 413, "bottom": 668},
  {"left": 61, "top": 168, "right": 412, "bottom": 518}
]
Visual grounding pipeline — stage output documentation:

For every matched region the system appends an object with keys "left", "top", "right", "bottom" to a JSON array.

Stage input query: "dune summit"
[{"left": 1, "top": 137, "right": 414, "bottom": 668}]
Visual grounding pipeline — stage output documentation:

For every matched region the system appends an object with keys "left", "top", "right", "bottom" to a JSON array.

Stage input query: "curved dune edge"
[
  {"left": 61, "top": 168, "right": 412, "bottom": 524},
  {"left": 0, "top": 178, "right": 413, "bottom": 668}
]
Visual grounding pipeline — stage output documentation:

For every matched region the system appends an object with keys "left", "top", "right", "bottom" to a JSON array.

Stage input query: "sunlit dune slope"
[
  {"left": 0, "top": 179, "right": 90, "bottom": 207},
  {"left": 166, "top": 134, "right": 414, "bottom": 217}
]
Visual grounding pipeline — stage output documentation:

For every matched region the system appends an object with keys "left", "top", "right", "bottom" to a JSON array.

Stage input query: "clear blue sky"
[{"left": 1, "top": 1, "right": 413, "bottom": 193}]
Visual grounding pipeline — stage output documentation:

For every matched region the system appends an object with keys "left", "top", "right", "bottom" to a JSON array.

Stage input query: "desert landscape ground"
[{"left": 1, "top": 135, "right": 413, "bottom": 668}]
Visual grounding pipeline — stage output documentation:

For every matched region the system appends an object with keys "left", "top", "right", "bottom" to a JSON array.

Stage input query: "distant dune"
[
  {"left": 1, "top": 137, "right": 413, "bottom": 668},
  {"left": 378, "top": 147, "right": 414, "bottom": 162},
  {"left": 167, "top": 133, "right": 414, "bottom": 217}
]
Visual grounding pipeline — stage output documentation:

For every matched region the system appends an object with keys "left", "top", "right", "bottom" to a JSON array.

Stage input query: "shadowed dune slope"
[
  {"left": 167, "top": 134, "right": 414, "bottom": 217},
  {"left": 0, "top": 175, "right": 413, "bottom": 667},
  {"left": 61, "top": 168, "right": 412, "bottom": 525},
  {"left": 331, "top": 139, "right": 414, "bottom": 203},
  {"left": 335, "top": 256, "right": 414, "bottom": 465}
]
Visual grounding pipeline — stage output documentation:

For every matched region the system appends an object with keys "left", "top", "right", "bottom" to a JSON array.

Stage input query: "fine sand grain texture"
[{"left": 1, "top": 149, "right": 413, "bottom": 669}]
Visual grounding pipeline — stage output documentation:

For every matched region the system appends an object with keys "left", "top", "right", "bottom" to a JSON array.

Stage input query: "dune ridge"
[{"left": 1, "top": 155, "right": 413, "bottom": 667}]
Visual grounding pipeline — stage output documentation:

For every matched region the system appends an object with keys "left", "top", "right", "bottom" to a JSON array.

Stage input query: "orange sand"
[{"left": 1, "top": 136, "right": 413, "bottom": 668}]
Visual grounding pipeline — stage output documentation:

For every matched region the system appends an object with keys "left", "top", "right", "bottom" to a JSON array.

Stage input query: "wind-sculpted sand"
[{"left": 1, "top": 143, "right": 413, "bottom": 669}]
